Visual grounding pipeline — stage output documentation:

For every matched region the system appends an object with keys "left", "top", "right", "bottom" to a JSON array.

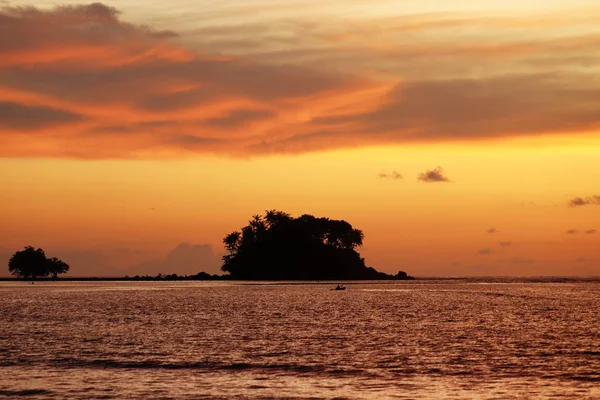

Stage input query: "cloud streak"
[{"left": 0, "top": 101, "right": 83, "bottom": 130}]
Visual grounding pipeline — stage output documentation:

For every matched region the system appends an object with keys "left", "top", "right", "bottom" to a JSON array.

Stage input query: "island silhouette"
[
  {"left": 220, "top": 210, "right": 411, "bottom": 280},
  {"left": 6, "top": 211, "right": 412, "bottom": 281}
]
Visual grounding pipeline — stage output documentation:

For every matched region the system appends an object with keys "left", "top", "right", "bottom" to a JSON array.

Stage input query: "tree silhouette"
[
  {"left": 47, "top": 257, "right": 70, "bottom": 279},
  {"left": 221, "top": 210, "right": 404, "bottom": 280},
  {"left": 8, "top": 246, "right": 70, "bottom": 279}
]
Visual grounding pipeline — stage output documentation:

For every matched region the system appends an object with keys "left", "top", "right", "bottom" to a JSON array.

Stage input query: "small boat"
[{"left": 333, "top": 284, "right": 346, "bottom": 291}]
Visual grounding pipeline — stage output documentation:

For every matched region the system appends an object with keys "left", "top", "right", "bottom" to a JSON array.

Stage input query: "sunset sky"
[{"left": 1, "top": 0, "right": 599, "bottom": 277}]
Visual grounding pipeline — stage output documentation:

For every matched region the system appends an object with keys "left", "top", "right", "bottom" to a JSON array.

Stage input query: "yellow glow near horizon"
[{"left": 2, "top": 133, "right": 599, "bottom": 276}]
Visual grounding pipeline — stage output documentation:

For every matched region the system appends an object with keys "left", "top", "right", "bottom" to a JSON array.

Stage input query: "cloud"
[
  {"left": 1, "top": 4, "right": 600, "bottom": 158},
  {"left": 378, "top": 170, "right": 403, "bottom": 180},
  {"left": 586, "top": 229, "right": 597, "bottom": 234},
  {"left": 487, "top": 228, "right": 497, "bottom": 234},
  {"left": 304, "top": 75, "right": 600, "bottom": 148},
  {"left": 510, "top": 257, "right": 535, "bottom": 265},
  {"left": 0, "top": 102, "right": 83, "bottom": 130},
  {"left": 418, "top": 166, "right": 450, "bottom": 183},
  {"left": 129, "top": 243, "right": 221, "bottom": 276},
  {"left": 0, "top": 3, "right": 383, "bottom": 158},
  {"left": 477, "top": 248, "right": 495, "bottom": 255},
  {"left": 499, "top": 241, "right": 512, "bottom": 246},
  {"left": 569, "top": 196, "right": 600, "bottom": 207},
  {"left": 567, "top": 229, "right": 579, "bottom": 234}
]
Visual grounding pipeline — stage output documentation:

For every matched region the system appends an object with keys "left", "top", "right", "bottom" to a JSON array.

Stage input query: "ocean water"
[{"left": 1, "top": 280, "right": 599, "bottom": 399}]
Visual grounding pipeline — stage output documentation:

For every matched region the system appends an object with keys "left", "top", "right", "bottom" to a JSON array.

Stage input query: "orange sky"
[{"left": 1, "top": 1, "right": 599, "bottom": 276}]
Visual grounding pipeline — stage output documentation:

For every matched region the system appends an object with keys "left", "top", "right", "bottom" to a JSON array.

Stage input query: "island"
[{"left": 220, "top": 210, "right": 412, "bottom": 280}]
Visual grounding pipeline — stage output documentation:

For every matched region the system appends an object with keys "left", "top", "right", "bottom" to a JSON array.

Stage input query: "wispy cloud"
[
  {"left": 418, "top": 167, "right": 451, "bottom": 183},
  {"left": 378, "top": 170, "right": 403, "bottom": 180},
  {"left": 585, "top": 229, "right": 597, "bottom": 234},
  {"left": 568, "top": 196, "right": 600, "bottom": 207},
  {"left": 0, "top": 102, "right": 83, "bottom": 130},
  {"left": 487, "top": 228, "right": 497, "bottom": 234},
  {"left": 499, "top": 241, "right": 512, "bottom": 246},
  {"left": 567, "top": 229, "right": 579, "bottom": 234},
  {"left": 478, "top": 248, "right": 495, "bottom": 255}
]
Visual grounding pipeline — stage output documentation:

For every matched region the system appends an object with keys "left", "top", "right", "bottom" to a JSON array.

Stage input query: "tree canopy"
[
  {"left": 222, "top": 210, "right": 410, "bottom": 280},
  {"left": 8, "top": 246, "right": 70, "bottom": 279}
]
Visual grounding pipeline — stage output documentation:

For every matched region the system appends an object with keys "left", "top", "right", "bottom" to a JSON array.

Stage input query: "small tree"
[
  {"left": 8, "top": 246, "right": 70, "bottom": 279},
  {"left": 47, "top": 257, "right": 70, "bottom": 279}
]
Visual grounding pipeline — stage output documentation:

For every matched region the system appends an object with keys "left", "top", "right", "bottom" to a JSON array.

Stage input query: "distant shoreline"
[{"left": 2, "top": 276, "right": 600, "bottom": 282}]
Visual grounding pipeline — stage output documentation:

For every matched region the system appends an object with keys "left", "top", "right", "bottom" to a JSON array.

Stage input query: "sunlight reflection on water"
[{"left": 1, "top": 280, "right": 599, "bottom": 399}]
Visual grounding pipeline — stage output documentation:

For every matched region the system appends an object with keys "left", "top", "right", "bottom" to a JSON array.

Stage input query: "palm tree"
[{"left": 223, "top": 232, "right": 241, "bottom": 255}]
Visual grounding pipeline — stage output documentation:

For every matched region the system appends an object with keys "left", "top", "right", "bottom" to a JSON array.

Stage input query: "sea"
[{"left": 0, "top": 279, "right": 599, "bottom": 399}]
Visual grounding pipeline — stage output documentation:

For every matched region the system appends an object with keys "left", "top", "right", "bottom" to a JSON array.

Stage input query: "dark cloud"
[
  {"left": 569, "top": 196, "right": 600, "bottom": 207},
  {"left": 0, "top": 102, "right": 82, "bottom": 130},
  {"left": 586, "top": 229, "right": 597, "bottom": 234},
  {"left": 418, "top": 166, "right": 450, "bottom": 183},
  {"left": 499, "top": 241, "right": 512, "bottom": 246},
  {"left": 310, "top": 75, "right": 600, "bottom": 145},
  {"left": 378, "top": 170, "right": 403, "bottom": 180},
  {"left": 0, "top": 3, "right": 173, "bottom": 54},
  {"left": 566, "top": 229, "right": 578, "bottom": 234},
  {"left": 477, "top": 248, "right": 494, "bottom": 255},
  {"left": 203, "top": 109, "right": 275, "bottom": 128},
  {"left": 487, "top": 228, "right": 497, "bottom": 234},
  {"left": 576, "top": 257, "right": 593, "bottom": 263}
]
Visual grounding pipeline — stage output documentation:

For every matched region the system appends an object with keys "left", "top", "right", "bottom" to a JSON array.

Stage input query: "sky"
[{"left": 1, "top": 0, "right": 599, "bottom": 277}]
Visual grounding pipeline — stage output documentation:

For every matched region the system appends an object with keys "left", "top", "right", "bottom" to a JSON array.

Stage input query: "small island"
[{"left": 221, "top": 210, "right": 412, "bottom": 280}]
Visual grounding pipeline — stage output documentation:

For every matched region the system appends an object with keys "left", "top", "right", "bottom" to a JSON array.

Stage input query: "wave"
[
  {"left": 6, "top": 357, "right": 600, "bottom": 383},
  {"left": 41, "top": 358, "right": 369, "bottom": 377},
  {"left": 0, "top": 389, "right": 54, "bottom": 397}
]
